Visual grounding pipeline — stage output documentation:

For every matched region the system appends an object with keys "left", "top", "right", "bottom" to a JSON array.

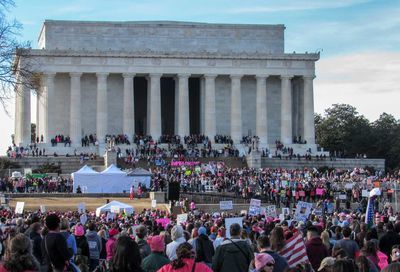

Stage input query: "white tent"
[
  {"left": 127, "top": 168, "right": 152, "bottom": 188},
  {"left": 95, "top": 200, "right": 134, "bottom": 217},
  {"left": 72, "top": 165, "right": 138, "bottom": 193}
]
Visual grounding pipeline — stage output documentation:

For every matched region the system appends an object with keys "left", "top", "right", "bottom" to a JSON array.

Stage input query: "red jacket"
[
  {"left": 106, "top": 237, "right": 117, "bottom": 260},
  {"left": 306, "top": 237, "right": 329, "bottom": 272},
  {"left": 158, "top": 258, "right": 212, "bottom": 272}
]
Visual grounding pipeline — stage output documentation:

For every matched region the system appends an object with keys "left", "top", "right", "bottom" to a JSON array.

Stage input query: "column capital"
[
  {"left": 96, "top": 72, "right": 109, "bottom": 79},
  {"left": 280, "top": 75, "right": 293, "bottom": 80},
  {"left": 203, "top": 74, "right": 217, "bottom": 80},
  {"left": 122, "top": 73, "right": 136, "bottom": 78},
  {"left": 255, "top": 74, "right": 270, "bottom": 80},
  {"left": 303, "top": 75, "right": 316, "bottom": 80},
  {"left": 70, "top": 72, "right": 82, "bottom": 78}
]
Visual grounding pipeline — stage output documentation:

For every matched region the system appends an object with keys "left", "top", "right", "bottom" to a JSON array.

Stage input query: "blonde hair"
[
  {"left": 321, "top": 230, "right": 331, "bottom": 250},
  {"left": 98, "top": 229, "right": 106, "bottom": 239}
]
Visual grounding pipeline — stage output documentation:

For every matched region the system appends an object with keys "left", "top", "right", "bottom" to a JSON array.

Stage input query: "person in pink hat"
[
  {"left": 106, "top": 228, "right": 119, "bottom": 261},
  {"left": 253, "top": 253, "right": 275, "bottom": 272},
  {"left": 141, "top": 235, "right": 170, "bottom": 272},
  {"left": 73, "top": 223, "right": 90, "bottom": 266}
]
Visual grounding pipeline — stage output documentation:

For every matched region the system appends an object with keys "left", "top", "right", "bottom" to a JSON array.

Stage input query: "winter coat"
[
  {"left": 158, "top": 258, "right": 212, "bottom": 272},
  {"left": 195, "top": 234, "right": 214, "bottom": 264},
  {"left": 106, "top": 237, "right": 117, "bottom": 261},
  {"left": 305, "top": 237, "right": 329, "bottom": 272},
  {"left": 86, "top": 231, "right": 102, "bottom": 260},
  {"left": 212, "top": 238, "right": 254, "bottom": 272},
  {"left": 142, "top": 252, "right": 170, "bottom": 272}
]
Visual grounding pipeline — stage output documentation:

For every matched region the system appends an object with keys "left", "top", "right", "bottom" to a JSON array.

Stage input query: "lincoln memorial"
[{"left": 14, "top": 20, "right": 319, "bottom": 152}]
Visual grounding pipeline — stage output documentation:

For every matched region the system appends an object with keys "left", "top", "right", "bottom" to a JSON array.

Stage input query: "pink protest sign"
[
  {"left": 156, "top": 218, "right": 171, "bottom": 228},
  {"left": 316, "top": 188, "right": 324, "bottom": 196}
]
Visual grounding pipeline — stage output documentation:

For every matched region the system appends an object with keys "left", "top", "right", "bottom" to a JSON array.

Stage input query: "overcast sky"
[{"left": 1, "top": 0, "right": 399, "bottom": 153}]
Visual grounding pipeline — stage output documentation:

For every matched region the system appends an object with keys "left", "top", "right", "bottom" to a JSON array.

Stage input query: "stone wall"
[
  {"left": 39, "top": 21, "right": 285, "bottom": 54},
  {"left": 261, "top": 158, "right": 385, "bottom": 171}
]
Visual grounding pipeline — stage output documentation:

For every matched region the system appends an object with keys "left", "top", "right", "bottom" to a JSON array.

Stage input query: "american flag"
[
  {"left": 279, "top": 233, "right": 309, "bottom": 267},
  {"left": 365, "top": 196, "right": 375, "bottom": 228}
]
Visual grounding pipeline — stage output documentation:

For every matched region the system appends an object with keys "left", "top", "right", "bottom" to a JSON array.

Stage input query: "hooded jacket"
[
  {"left": 212, "top": 238, "right": 254, "bottom": 272},
  {"left": 195, "top": 234, "right": 214, "bottom": 264},
  {"left": 85, "top": 230, "right": 102, "bottom": 260}
]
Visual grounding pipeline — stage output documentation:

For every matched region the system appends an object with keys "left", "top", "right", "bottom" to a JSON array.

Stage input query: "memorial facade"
[{"left": 14, "top": 20, "right": 319, "bottom": 149}]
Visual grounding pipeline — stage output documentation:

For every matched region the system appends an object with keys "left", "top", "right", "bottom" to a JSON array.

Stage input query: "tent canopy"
[
  {"left": 127, "top": 168, "right": 152, "bottom": 176},
  {"left": 101, "top": 164, "right": 126, "bottom": 174},
  {"left": 95, "top": 200, "right": 134, "bottom": 217},
  {"left": 75, "top": 165, "right": 98, "bottom": 174}
]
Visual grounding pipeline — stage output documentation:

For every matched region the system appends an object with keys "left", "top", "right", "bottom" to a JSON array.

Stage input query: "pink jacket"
[
  {"left": 106, "top": 237, "right": 117, "bottom": 260},
  {"left": 158, "top": 258, "right": 212, "bottom": 272},
  {"left": 377, "top": 250, "right": 389, "bottom": 270}
]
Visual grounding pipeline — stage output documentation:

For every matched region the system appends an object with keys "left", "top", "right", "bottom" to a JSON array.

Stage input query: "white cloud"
[{"left": 314, "top": 51, "right": 400, "bottom": 121}]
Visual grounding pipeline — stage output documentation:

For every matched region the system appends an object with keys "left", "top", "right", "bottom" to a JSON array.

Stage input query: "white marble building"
[{"left": 14, "top": 20, "right": 318, "bottom": 151}]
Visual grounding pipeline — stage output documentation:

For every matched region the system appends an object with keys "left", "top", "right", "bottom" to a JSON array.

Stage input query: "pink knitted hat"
[{"left": 255, "top": 253, "right": 275, "bottom": 270}]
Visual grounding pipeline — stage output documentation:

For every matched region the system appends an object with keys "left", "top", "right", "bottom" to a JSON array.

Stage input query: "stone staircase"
[{"left": 4, "top": 156, "right": 106, "bottom": 174}]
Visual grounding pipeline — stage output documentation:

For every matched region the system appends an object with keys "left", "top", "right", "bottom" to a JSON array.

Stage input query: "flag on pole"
[
  {"left": 279, "top": 233, "right": 309, "bottom": 267},
  {"left": 365, "top": 196, "right": 375, "bottom": 228}
]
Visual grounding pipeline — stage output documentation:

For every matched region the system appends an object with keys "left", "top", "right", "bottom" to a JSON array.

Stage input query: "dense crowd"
[{"left": 0, "top": 193, "right": 400, "bottom": 272}]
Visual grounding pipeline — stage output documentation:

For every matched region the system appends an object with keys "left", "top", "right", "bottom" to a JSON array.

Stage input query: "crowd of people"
[
  {"left": 0, "top": 194, "right": 400, "bottom": 272},
  {"left": 0, "top": 176, "right": 74, "bottom": 193}
]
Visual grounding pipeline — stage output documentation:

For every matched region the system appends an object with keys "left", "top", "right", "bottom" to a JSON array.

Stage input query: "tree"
[
  {"left": 0, "top": 0, "right": 33, "bottom": 108},
  {"left": 315, "top": 104, "right": 372, "bottom": 157}
]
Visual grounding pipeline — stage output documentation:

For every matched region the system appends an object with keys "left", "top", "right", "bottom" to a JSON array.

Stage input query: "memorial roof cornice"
[{"left": 28, "top": 49, "right": 320, "bottom": 61}]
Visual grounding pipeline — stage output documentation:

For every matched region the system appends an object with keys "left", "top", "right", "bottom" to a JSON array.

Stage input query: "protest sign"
[
  {"left": 80, "top": 214, "right": 88, "bottom": 225},
  {"left": 15, "top": 202, "right": 24, "bottom": 214},
  {"left": 345, "top": 183, "right": 354, "bottom": 190},
  {"left": 219, "top": 200, "right": 233, "bottom": 210},
  {"left": 124, "top": 208, "right": 133, "bottom": 216},
  {"left": 151, "top": 200, "right": 157, "bottom": 208},
  {"left": 78, "top": 203, "right": 86, "bottom": 213},
  {"left": 339, "top": 194, "right": 347, "bottom": 200},
  {"left": 250, "top": 199, "right": 261, "bottom": 207},
  {"left": 225, "top": 217, "right": 243, "bottom": 238},
  {"left": 265, "top": 205, "right": 277, "bottom": 218},
  {"left": 40, "top": 205, "right": 46, "bottom": 213},
  {"left": 316, "top": 188, "right": 324, "bottom": 196},
  {"left": 111, "top": 206, "right": 120, "bottom": 214},
  {"left": 362, "top": 190, "right": 369, "bottom": 197},
  {"left": 327, "top": 203, "right": 334, "bottom": 214},
  {"left": 294, "top": 201, "right": 313, "bottom": 222},
  {"left": 282, "top": 207, "right": 290, "bottom": 216},
  {"left": 314, "top": 208, "right": 323, "bottom": 216},
  {"left": 248, "top": 205, "right": 261, "bottom": 216},
  {"left": 177, "top": 213, "right": 188, "bottom": 225}
]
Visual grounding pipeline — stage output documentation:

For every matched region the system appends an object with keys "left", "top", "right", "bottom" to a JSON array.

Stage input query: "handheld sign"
[
  {"left": 40, "top": 205, "right": 46, "bottom": 213},
  {"left": 219, "top": 200, "right": 233, "bottom": 210},
  {"left": 294, "top": 201, "right": 313, "bottom": 222},
  {"left": 78, "top": 203, "right": 86, "bottom": 213},
  {"left": 15, "top": 202, "right": 25, "bottom": 214},
  {"left": 111, "top": 206, "right": 120, "bottom": 214},
  {"left": 265, "top": 205, "right": 277, "bottom": 218},
  {"left": 151, "top": 200, "right": 157, "bottom": 208},
  {"left": 225, "top": 217, "right": 243, "bottom": 238},
  {"left": 177, "top": 213, "right": 188, "bottom": 225}
]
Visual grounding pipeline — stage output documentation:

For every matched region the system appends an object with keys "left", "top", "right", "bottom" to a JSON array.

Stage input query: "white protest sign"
[
  {"left": 220, "top": 200, "right": 233, "bottom": 210},
  {"left": 225, "top": 217, "right": 243, "bottom": 238},
  {"left": 345, "top": 183, "right": 354, "bottom": 190},
  {"left": 40, "top": 205, "right": 46, "bottom": 213},
  {"left": 177, "top": 213, "right": 188, "bottom": 225},
  {"left": 106, "top": 212, "right": 114, "bottom": 221},
  {"left": 294, "top": 201, "right": 313, "bottom": 222},
  {"left": 80, "top": 214, "right": 88, "bottom": 225},
  {"left": 250, "top": 199, "right": 261, "bottom": 207},
  {"left": 124, "top": 208, "right": 133, "bottom": 216},
  {"left": 15, "top": 202, "right": 25, "bottom": 214},
  {"left": 248, "top": 205, "right": 261, "bottom": 216},
  {"left": 77, "top": 203, "right": 86, "bottom": 213},
  {"left": 339, "top": 194, "right": 347, "bottom": 200},
  {"left": 265, "top": 205, "right": 277, "bottom": 218},
  {"left": 282, "top": 207, "right": 290, "bottom": 216},
  {"left": 362, "top": 190, "right": 369, "bottom": 197},
  {"left": 151, "top": 200, "right": 157, "bottom": 208},
  {"left": 279, "top": 214, "right": 285, "bottom": 221},
  {"left": 111, "top": 206, "right": 120, "bottom": 214}
]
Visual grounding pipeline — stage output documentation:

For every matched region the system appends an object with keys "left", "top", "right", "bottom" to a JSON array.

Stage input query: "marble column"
[
  {"left": 43, "top": 73, "right": 55, "bottom": 143},
  {"left": 96, "top": 72, "right": 108, "bottom": 142},
  {"left": 303, "top": 76, "right": 316, "bottom": 144},
  {"left": 15, "top": 82, "right": 31, "bottom": 145},
  {"left": 174, "top": 77, "right": 179, "bottom": 134},
  {"left": 199, "top": 77, "right": 205, "bottom": 134},
  {"left": 177, "top": 74, "right": 190, "bottom": 137},
  {"left": 69, "top": 72, "right": 82, "bottom": 146},
  {"left": 149, "top": 74, "right": 162, "bottom": 141},
  {"left": 35, "top": 90, "right": 40, "bottom": 142},
  {"left": 123, "top": 73, "right": 135, "bottom": 138},
  {"left": 204, "top": 74, "right": 216, "bottom": 141},
  {"left": 14, "top": 84, "right": 21, "bottom": 145},
  {"left": 256, "top": 75, "right": 269, "bottom": 145},
  {"left": 230, "top": 75, "right": 242, "bottom": 143},
  {"left": 280, "top": 75, "right": 293, "bottom": 144}
]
